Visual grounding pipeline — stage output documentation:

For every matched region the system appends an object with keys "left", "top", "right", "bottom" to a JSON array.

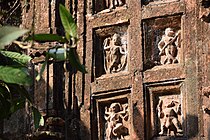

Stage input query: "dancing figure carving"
[
  {"left": 104, "top": 103, "right": 129, "bottom": 140},
  {"left": 103, "top": 33, "right": 127, "bottom": 74}
]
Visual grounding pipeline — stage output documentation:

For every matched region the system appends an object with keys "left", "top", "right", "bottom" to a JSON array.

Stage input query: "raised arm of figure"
[
  {"left": 119, "top": 45, "right": 127, "bottom": 55},
  {"left": 103, "top": 38, "right": 111, "bottom": 50}
]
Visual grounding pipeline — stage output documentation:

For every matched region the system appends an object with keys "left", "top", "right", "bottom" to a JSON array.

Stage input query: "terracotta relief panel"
[
  {"left": 145, "top": 82, "right": 185, "bottom": 139},
  {"left": 94, "top": 0, "right": 126, "bottom": 13},
  {"left": 156, "top": 95, "right": 183, "bottom": 136},
  {"left": 104, "top": 102, "right": 129, "bottom": 140},
  {"left": 142, "top": 15, "right": 182, "bottom": 70},
  {"left": 103, "top": 33, "right": 127, "bottom": 74},
  {"left": 92, "top": 90, "right": 130, "bottom": 140},
  {"left": 93, "top": 24, "right": 128, "bottom": 78},
  {"left": 158, "top": 28, "right": 181, "bottom": 65}
]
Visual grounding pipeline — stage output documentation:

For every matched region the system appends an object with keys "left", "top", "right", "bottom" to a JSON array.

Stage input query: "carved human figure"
[
  {"left": 103, "top": 33, "right": 127, "bottom": 74},
  {"left": 108, "top": 0, "right": 124, "bottom": 9},
  {"left": 104, "top": 103, "right": 129, "bottom": 140},
  {"left": 158, "top": 28, "right": 181, "bottom": 65},
  {"left": 157, "top": 100, "right": 183, "bottom": 136}
]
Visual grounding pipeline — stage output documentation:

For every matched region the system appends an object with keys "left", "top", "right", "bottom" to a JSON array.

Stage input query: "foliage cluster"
[{"left": 0, "top": 4, "right": 86, "bottom": 129}]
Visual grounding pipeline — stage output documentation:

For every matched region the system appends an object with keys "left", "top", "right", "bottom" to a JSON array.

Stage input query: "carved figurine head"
[
  {"left": 110, "top": 103, "right": 122, "bottom": 113},
  {"left": 112, "top": 33, "right": 121, "bottom": 45},
  {"left": 165, "top": 28, "right": 175, "bottom": 37}
]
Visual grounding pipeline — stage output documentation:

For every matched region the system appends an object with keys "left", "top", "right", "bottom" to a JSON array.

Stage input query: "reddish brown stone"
[{"left": 2, "top": 0, "right": 210, "bottom": 140}]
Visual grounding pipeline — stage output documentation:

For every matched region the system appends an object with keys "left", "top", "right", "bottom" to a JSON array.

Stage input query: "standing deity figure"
[
  {"left": 103, "top": 33, "right": 127, "bottom": 74},
  {"left": 104, "top": 103, "right": 129, "bottom": 140},
  {"left": 158, "top": 28, "right": 181, "bottom": 65},
  {"left": 108, "top": 0, "right": 124, "bottom": 9},
  {"left": 157, "top": 100, "right": 183, "bottom": 136}
]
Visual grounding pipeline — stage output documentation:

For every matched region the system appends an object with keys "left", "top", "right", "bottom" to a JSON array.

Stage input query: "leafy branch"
[
  {"left": 27, "top": 4, "right": 87, "bottom": 81},
  {"left": 0, "top": 25, "right": 32, "bottom": 119},
  {"left": 0, "top": 4, "right": 86, "bottom": 130}
]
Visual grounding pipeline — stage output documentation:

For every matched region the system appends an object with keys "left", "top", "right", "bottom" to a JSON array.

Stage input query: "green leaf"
[
  {"left": 0, "top": 26, "right": 29, "bottom": 49},
  {"left": 39, "top": 116, "right": 45, "bottom": 126},
  {"left": 32, "top": 107, "right": 43, "bottom": 129},
  {"left": 65, "top": 32, "right": 71, "bottom": 41},
  {"left": 69, "top": 48, "right": 87, "bottom": 73},
  {"left": 0, "top": 84, "right": 10, "bottom": 99},
  {"left": 59, "top": 4, "right": 77, "bottom": 39},
  {"left": 25, "top": 34, "right": 67, "bottom": 43},
  {"left": 0, "top": 66, "right": 32, "bottom": 86},
  {"left": 0, "top": 51, "right": 31, "bottom": 65},
  {"left": 0, "top": 52, "right": 22, "bottom": 66},
  {"left": 36, "top": 56, "right": 48, "bottom": 81}
]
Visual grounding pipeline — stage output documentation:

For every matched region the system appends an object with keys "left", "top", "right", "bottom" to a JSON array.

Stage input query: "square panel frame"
[
  {"left": 144, "top": 80, "right": 186, "bottom": 139},
  {"left": 91, "top": 88, "right": 131, "bottom": 140}
]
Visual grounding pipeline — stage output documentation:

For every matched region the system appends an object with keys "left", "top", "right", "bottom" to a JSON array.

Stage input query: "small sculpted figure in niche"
[
  {"left": 104, "top": 103, "right": 129, "bottom": 140},
  {"left": 108, "top": 0, "right": 124, "bottom": 9},
  {"left": 99, "top": 0, "right": 125, "bottom": 13},
  {"left": 103, "top": 33, "right": 127, "bottom": 74},
  {"left": 157, "top": 100, "right": 183, "bottom": 136},
  {"left": 158, "top": 28, "right": 181, "bottom": 65}
]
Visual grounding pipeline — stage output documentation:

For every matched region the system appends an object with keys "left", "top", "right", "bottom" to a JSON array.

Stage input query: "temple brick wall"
[{"left": 1, "top": 0, "right": 210, "bottom": 140}]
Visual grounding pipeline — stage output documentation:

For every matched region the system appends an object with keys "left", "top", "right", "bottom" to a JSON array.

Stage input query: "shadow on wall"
[
  {"left": 0, "top": 109, "right": 29, "bottom": 140},
  {"left": 208, "top": 127, "right": 210, "bottom": 139},
  {"left": 155, "top": 114, "right": 199, "bottom": 139},
  {"left": 133, "top": 102, "right": 144, "bottom": 140},
  {"left": 67, "top": 96, "right": 90, "bottom": 140},
  {"left": 144, "top": 111, "right": 199, "bottom": 139},
  {"left": 186, "top": 115, "right": 198, "bottom": 139}
]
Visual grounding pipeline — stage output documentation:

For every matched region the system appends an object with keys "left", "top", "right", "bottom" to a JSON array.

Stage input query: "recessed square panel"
[
  {"left": 92, "top": 90, "right": 130, "bottom": 140},
  {"left": 94, "top": 0, "right": 126, "bottom": 13},
  {"left": 145, "top": 82, "right": 185, "bottom": 139},
  {"left": 93, "top": 24, "right": 128, "bottom": 78},
  {"left": 142, "top": 15, "right": 182, "bottom": 70}
]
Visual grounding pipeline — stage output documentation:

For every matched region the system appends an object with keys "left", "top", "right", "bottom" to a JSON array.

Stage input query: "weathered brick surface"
[{"left": 2, "top": 0, "right": 209, "bottom": 139}]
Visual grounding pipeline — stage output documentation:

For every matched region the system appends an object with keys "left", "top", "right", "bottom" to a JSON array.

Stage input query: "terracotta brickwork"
[
  {"left": 1, "top": 0, "right": 209, "bottom": 140},
  {"left": 84, "top": 0, "right": 210, "bottom": 139}
]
